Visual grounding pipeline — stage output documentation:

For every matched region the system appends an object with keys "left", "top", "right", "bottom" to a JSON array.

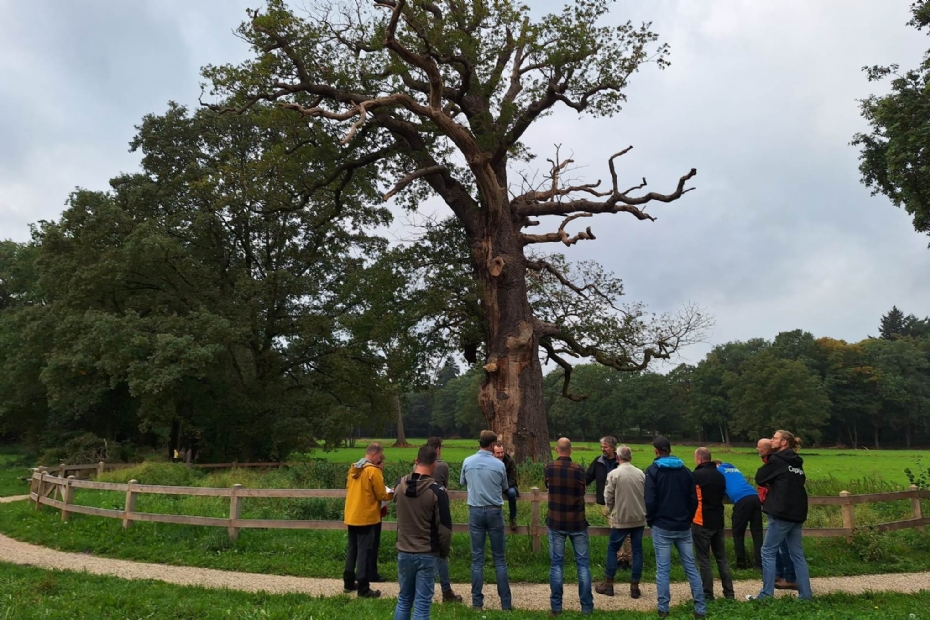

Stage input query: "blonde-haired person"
[{"left": 749, "top": 430, "right": 812, "bottom": 601}]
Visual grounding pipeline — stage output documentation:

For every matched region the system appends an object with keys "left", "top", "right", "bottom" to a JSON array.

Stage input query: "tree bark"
[
  {"left": 473, "top": 202, "right": 551, "bottom": 463},
  {"left": 393, "top": 392, "right": 412, "bottom": 448},
  {"left": 873, "top": 424, "right": 881, "bottom": 449}
]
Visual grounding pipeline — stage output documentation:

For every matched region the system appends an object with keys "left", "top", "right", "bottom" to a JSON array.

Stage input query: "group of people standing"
[{"left": 341, "top": 429, "right": 813, "bottom": 619}]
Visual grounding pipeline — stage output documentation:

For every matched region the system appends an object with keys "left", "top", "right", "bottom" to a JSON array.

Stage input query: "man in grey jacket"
[
  {"left": 393, "top": 446, "right": 453, "bottom": 620},
  {"left": 595, "top": 445, "right": 646, "bottom": 599}
]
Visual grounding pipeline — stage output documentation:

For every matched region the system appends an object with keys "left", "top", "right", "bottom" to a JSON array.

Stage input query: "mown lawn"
[{"left": 0, "top": 561, "right": 927, "bottom": 619}]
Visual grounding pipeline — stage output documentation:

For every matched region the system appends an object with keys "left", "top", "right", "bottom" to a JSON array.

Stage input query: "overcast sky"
[{"left": 2, "top": 0, "right": 929, "bottom": 365}]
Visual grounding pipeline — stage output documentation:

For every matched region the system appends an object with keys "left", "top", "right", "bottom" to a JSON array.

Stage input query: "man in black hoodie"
[
  {"left": 750, "top": 430, "right": 813, "bottom": 601},
  {"left": 691, "top": 448, "right": 734, "bottom": 601}
]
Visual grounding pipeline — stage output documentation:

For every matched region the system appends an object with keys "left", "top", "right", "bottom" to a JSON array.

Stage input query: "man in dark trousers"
[
  {"left": 544, "top": 437, "right": 594, "bottom": 616},
  {"left": 645, "top": 436, "right": 706, "bottom": 619},
  {"left": 393, "top": 445, "right": 453, "bottom": 620},
  {"left": 585, "top": 436, "right": 632, "bottom": 570},
  {"left": 751, "top": 430, "right": 813, "bottom": 601},
  {"left": 343, "top": 442, "right": 393, "bottom": 598},
  {"left": 493, "top": 442, "right": 519, "bottom": 531},
  {"left": 715, "top": 459, "right": 763, "bottom": 570},
  {"left": 691, "top": 447, "right": 735, "bottom": 601},
  {"left": 426, "top": 437, "right": 462, "bottom": 603}
]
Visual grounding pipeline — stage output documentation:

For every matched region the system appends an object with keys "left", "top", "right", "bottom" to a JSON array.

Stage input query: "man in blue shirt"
[
  {"left": 715, "top": 459, "right": 763, "bottom": 570},
  {"left": 460, "top": 430, "right": 512, "bottom": 611}
]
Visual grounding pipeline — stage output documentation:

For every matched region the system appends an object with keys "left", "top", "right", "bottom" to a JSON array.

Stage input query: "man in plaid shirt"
[{"left": 544, "top": 438, "right": 594, "bottom": 616}]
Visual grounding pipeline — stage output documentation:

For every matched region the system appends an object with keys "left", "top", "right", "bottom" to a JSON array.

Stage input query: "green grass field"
[
  {"left": 0, "top": 445, "right": 31, "bottom": 498},
  {"left": 0, "top": 561, "right": 927, "bottom": 619},
  {"left": 303, "top": 438, "right": 926, "bottom": 488}
]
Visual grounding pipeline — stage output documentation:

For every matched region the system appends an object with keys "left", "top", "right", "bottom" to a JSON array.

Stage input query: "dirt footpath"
[{"left": 1, "top": 495, "right": 928, "bottom": 612}]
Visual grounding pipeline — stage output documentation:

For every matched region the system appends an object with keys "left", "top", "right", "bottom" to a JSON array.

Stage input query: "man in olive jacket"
[
  {"left": 751, "top": 430, "right": 813, "bottom": 601},
  {"left": 393, "top": 445, "right": 453, "bottom": 620},
  {"left": 595, "top": 445, "right": 646, "bottom": 599}
]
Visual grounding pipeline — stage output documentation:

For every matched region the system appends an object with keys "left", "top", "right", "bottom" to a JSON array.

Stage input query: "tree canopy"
[{"left": 202, "top": 0, "right": 709, "bottom": 460}]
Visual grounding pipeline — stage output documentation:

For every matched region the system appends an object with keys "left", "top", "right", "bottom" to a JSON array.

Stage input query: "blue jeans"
[
  {"left": 506, "top": 487, "right": 518, "bottom": 521},
  {"left": 606, "top": 527, "right": 644, "bottom": 582},
  {"left": 394, "top": 552, "right": 438, "bottom": 620},
  {"left": 776, "top": 540, "right": 796, "bottom": 581},
  {"left": 548, "top": 529, "right": 594, "bottom": 614},
  {"left": 436, "top": 555, "right": 451, "bottom": 591},
  {"left": 468, "top": 506, "right": 512, "bottom": 609},
  {"left": 651, "top": 526, "right": 706, "bottom": 615},
  {"left": 758, "top": 517, "right": 812, "bottom": 599}
]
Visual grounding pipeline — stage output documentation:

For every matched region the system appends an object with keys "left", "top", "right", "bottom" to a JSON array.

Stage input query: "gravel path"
[{"left": 1, "top": 495, "right": 929, "bottom": 612}]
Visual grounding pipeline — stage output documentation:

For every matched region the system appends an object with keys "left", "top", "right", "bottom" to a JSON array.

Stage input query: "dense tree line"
[{"left": 393, "top": 308, "right": 930, "bottom": 450}]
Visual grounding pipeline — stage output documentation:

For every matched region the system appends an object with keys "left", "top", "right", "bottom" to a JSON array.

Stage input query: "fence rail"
[{"left": 28, "top": 468, "right": 930, "bottom": 549}]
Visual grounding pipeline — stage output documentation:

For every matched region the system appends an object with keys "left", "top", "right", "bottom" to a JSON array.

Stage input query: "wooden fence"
[{"left": 28, "top": 468, "right": 930, "bottom": 550}]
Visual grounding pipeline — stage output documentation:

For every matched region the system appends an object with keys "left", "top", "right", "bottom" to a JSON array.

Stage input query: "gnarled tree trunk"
[{"left": 472, "top": 198, "right": 551, "bottom": 464}]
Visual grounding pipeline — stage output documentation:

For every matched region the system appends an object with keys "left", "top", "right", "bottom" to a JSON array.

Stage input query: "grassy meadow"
[{"left": 302, "top": 438, "right": 927, "bottom": 488}]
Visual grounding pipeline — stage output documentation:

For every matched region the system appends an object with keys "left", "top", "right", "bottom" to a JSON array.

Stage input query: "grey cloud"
[{"left": 2, "top": 0, "right": 930, "bottom": 366}]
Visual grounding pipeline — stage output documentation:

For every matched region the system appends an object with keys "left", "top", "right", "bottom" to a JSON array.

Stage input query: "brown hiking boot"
[
  {"left": 442, "top": 589, "right": 463, "bottom": 603},
  {"left": 630, "top": 581, "right": 641, "bottom": 599},
  {"left": 775, "top": 578, "right": 798, "bottom": 590},
  {"left": 595, "top": 577, "right": 614, "bottom": 596},
  {"left": 510, "top": 517, "right": 518, "bottom": 531}
]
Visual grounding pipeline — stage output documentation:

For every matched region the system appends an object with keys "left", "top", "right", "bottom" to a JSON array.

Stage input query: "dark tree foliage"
[{"left": 853, "top": 1, "right": 930, "bottom": 238}]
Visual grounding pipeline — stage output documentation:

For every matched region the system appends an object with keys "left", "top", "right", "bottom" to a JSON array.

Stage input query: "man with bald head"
[
  {"left": 691, "top": 447, "right": 734, "bottom": 601},
  {"left": 544, "top": 438, "right": 593, "bottom": 615},
  {"left": 756, "top": 436, "right": 798, "bottom": 591}
]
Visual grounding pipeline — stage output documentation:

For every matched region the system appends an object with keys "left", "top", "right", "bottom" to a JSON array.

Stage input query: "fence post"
[
  {"left": 34, "top": 471, "right": 46, "bottom": 511},
  {"left": 123, "top": 479, "right": 138, "bottom": 530},
  {"left": 28, "top": 468, "right": 38, "bottom": 500},
  {"left": 58, "top": 463, "right": 66, "bottom": 478},
  {"left": 61, "top": 475, "right": 76, "bottom": 523},
  {"left": 97, "top": 461, "right": 105, "bottom": 478},
  {"left": 228, "top": 484, "right": 243, "bottom": 541},
  {"left": 910, "top": 484, "right": 925, "bottom": 533},
  {"left": 530, "top": 486, "right": 541, "bottom": 553},
  {"left": 839, "top": 490, "right": 854, "bottom": 543}
]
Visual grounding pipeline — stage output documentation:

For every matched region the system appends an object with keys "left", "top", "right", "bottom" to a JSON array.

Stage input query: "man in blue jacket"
[
  {"left": 715, "top": 459, "right": 763, "bottom": 570},
  {"left": 644, "top": 437, "right": 706, "bottom": 619}
]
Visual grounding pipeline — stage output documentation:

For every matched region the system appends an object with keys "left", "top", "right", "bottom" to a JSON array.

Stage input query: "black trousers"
[
  {"left": 369, "top": 520, "right": 382, "bottom": 579},
  {"left": 691, "top": 524, "right": 735, "bottom": 600},
  {"left": 345, "top": 524, "right": 378, "bottom": 584},
  {"left": 731, "top": 495, "right": 763, "bottom": 569}
]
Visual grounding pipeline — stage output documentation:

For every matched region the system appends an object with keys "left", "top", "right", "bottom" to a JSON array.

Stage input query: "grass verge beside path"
[
  {"left": 2, "top": 498, "right": 929, "bottom": 584},
  {"left": 0, "top": 561, "right": 928, "bottom": 619},
  {"left": 0, "top": 446, "right": 30, "bottom": 498}
]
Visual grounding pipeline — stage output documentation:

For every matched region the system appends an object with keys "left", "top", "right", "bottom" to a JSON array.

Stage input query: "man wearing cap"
[
  {"left": 460, "top": 430, "right": 512, "bottom": 611},
  {"left": 644, "top": 436, "right": 706, "bottom": 619}
]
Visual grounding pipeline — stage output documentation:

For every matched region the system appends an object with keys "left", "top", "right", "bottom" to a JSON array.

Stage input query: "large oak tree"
[{"left": 206, "top": 0, "right": 707, "bottom": 460}]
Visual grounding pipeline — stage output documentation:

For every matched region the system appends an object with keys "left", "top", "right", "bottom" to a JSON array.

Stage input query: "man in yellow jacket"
[{"left": 344, "top": 442, "right": 393, "bottom": 598}]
